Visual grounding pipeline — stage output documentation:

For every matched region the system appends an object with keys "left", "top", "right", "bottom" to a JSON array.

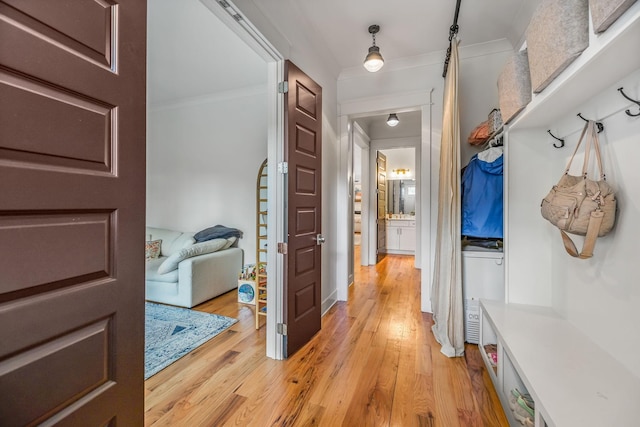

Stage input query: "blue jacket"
[{"left": 461, "top": 153, "right": 503, "bottom": 239}]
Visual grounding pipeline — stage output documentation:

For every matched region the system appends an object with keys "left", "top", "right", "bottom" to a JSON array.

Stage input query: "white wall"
[
  {"left": 508, "top": 67, "right": 640, "bottom": 377},
  {"left": 369, "top": 138, "right": 421, "bottom": 265},
  {"left": 147, "top": 90, "right": 268, "bottom": 265},
  {"left": 551, "top": 70, "right": 640, "bottom": 377},
  {"left": 382, "top": 147, "right": 416, "bottom": 180}
]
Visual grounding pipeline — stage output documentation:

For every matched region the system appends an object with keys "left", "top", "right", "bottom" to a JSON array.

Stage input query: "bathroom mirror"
[{"left": 387, "top": 179, "right": 415, "bottom": 215}]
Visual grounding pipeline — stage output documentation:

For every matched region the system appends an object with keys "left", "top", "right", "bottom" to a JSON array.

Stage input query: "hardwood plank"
[{"left": 144, "top": 253, "right": 508, "bottom": 427}]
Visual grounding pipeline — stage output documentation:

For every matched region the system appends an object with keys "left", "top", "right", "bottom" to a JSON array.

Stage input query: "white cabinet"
[
  {"left": 385, "top": 219, "right": 415, "bottom": 254},
  {"left": 462, "top": 249, "right": 504, "bottom": 344},
  {"left": 480, "top": 300, "right": 640, "bottom": 427}
]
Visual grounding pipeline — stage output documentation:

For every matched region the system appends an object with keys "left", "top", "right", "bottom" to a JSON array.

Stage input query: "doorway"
[
  {"left": 379, "top": 147, "right": 417, "bottom": 257},
  {"left": 147, "top": 0, "right": 285, "bottom": 359},
  {"left": 351, "top": 111, "right": 422, "bottom": 267},
  {"left": 340, "top": 105, "right": 433, "bottom": 311}
]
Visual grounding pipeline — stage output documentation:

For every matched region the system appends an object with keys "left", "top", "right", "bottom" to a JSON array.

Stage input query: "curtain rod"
[{"left": 442, "top": 0, "right": 462, "bottom": 78}]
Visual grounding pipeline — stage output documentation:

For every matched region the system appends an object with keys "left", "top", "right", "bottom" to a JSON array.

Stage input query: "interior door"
[
  {"left": 377, "top": 151, "right": 387, "bottom": 261},
  {"left": 284, "top": 60, "right": 322, "bottom": 356},
  {"left": 0, "top": 2, "right": 146, "bottom": 424}
]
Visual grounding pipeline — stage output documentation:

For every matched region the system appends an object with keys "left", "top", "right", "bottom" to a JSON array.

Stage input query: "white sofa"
[{"left": 145, "top": 227, "right": 243, "bottom": 308}]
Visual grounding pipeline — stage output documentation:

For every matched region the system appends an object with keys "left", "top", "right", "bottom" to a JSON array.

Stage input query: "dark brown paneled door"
[
  {"left": 377, "top": 151, "right": 387, "bottom": 261},
  {"left": 284, "top": 60, "right": 323, "bottom": 357},
  {"left": 0, "top": 2, "right": 146, "bottom": 425}
]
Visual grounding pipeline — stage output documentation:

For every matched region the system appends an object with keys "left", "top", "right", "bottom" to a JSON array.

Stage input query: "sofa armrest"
[{"left": 177, "top": 247, "right": 243, "bottom": 307}]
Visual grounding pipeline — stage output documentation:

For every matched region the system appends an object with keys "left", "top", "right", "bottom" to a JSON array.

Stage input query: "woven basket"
[
  {"left": 590, "top": 0, "right": 638, "bottom": 33},
  {"left": 527, "top": 0, "right": 589, "bottom": 93},
  {"left": 498, "top": 50, "right": 532, "bottom": 124}
]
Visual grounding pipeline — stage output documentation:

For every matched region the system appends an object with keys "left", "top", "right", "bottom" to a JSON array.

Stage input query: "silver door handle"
[{"left": 315, "top": 234, "right": 325, "bottom": 245}]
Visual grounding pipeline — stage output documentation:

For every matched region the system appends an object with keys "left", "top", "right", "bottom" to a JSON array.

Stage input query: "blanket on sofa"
[{"left": 194, "top": 225, "right": 243, "bottom": 243}]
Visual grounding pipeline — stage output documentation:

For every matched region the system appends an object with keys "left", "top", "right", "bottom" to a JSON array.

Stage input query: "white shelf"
[
  {"left": 509, "top": 2, "right": 640, "bottom": 130},
  {"left": 481, "top": 300, "right": 640, "bottom": 427}
]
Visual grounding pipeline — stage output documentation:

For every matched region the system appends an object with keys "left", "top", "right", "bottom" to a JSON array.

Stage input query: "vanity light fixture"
[
  {"left": 393, "top": 168, "right": 410, "bottom": 176},
  {"left": 386, "top": 113, "right": 399, "bottom": 127},
  {"left": 363, "top": 25, "right": 384, "bottom": 72}
]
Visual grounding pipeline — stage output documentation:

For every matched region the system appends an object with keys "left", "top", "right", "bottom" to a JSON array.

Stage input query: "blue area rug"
[{"left": 145, "top": 302, "right": 237, "bottom": 379}]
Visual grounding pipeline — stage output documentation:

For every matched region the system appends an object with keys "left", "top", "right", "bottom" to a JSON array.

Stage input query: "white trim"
[
  {"left": 200, "top": 0, "right": 282, "bottom": 62},
  {"left": 322, "top": 289, "right": 338, "bottom": 316},
  {"left": 421, "top": 97, "right": 433, "bottom": 313}
]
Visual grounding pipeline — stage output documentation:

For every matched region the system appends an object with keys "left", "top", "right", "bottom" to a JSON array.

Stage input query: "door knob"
[{"left": 315, "top": 234, "right": 326, "bottom": 245}]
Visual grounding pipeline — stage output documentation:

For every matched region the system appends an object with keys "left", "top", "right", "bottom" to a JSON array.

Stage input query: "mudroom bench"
[{"left": 479, "top": 299, "right": 640, "bottom": 427}]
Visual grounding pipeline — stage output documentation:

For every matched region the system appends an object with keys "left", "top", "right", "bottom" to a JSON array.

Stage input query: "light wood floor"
[{"left": 145, "top": 252, "right": 508, "bottom": 426}]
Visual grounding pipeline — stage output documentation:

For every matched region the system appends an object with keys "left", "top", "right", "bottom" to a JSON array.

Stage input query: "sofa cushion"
[
  {"left": 157, "top": 238, "right": 230, "bottom": 274},
  {"left": 146, "top": 227, "right": 195, "bottom": 256},
  {"left": 146, "top": 257, "right": 179, "bottom": 283}
]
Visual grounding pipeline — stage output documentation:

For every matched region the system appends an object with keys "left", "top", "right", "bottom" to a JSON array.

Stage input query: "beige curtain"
[{"left": 431, "top": 37, "right": 464, "bottom": 357}]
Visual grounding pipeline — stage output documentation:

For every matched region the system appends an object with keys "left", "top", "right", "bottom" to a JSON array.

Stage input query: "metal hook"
[
  {"left": 577, "top": 113, "right": 604, "bottom": 133},
  {"left": 547, "top": 130, "right": 565, "bottom": 148},
  {"left": 618, "top": 87, "right": 640, "bottom": 117}
]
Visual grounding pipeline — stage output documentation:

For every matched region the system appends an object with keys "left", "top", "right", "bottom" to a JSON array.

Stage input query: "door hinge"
[
  {"left": 278, "top": 81, "right": 289, "bottom": 93},
  {"left": 277, "top": 242, "right": 288, "bottom": 254},
  {"left": 277, "top": 323, "right": 288, "bottom": 335},
  {"left": 278, "top": 162, "right": 288, "bottom": 174}
]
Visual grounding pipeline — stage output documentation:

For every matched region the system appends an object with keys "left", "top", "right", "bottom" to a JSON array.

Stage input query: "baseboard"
[{"left": 321, "top": 289, "right": 338, "bottom": 316}]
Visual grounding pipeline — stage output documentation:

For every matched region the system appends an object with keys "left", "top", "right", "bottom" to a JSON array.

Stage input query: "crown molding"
[{"left": 149, "top": 84, "right": 267, "bottom": 112}]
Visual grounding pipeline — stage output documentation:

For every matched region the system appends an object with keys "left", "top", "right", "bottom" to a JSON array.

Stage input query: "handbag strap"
[
  {"left": 591, "top": 121, "right": 606, "bottom": 180},
  {"left": 559, "top": 209, "right": 604, "bottom": 259},
  {"left": 581, "top": 121, "right": 593, "bottom": 178},
  {"left": 565, "top": 120, "right": 607, "bottom": 180},
  {"left": 564, "top": 121, "right": 590, "bottom": 174}
]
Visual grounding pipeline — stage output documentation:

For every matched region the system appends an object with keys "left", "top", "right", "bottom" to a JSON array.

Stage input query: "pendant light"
[
  {"left": 363, "top": 25, "right": 384, "bottom": 72},
  {"left": 387, "top": 113, "right": 399, "bottom": 127}
]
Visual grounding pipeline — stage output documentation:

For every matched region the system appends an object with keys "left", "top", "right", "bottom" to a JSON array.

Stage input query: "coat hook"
[
  {"left": 547, "top": 130, "right": 565, "bottom": 148},
  {"left": 577, "top": 113, "right": 604, "bottom": 133},
  {"left": 618, "top": 87, "right": 640, "bottom": 117}
]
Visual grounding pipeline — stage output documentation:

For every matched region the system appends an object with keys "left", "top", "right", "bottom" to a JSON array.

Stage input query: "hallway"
[{"left": 145, "top": 254, "right": 508, "bottom": 426}]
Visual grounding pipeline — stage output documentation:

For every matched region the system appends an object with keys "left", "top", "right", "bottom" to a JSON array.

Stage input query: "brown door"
[
  {"left": 377, "top": 151, "right": 387, "bottom": 261},
  {"left": 0, "top": 2, "right": 146, "bottom": 425},
  {"left": 284, "top": 60, "right": 322, "bottom": 356}
]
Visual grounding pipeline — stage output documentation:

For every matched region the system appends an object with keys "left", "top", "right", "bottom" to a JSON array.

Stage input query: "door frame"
[
  {"left": 200, "top": 0, "right": 286, "bottom": 359},
  {"left": 338, "top": 94, "right": 434, "bottom": 312}
]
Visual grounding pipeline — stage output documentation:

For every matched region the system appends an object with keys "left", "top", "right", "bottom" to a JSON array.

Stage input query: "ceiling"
[
  {"left": 284, "top": 0, "right": 538, "bottom": 72},
  {"left": 147, "top": 0, "right": 267, "bottom": 106},
  {"left": 355, "top": 111, "right": 422, "bottom": 140},
  {"left": 147, "top": 0, "right": 540, "bottom": 115}
]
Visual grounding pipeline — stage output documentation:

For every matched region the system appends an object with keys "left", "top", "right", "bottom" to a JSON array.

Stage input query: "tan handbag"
[{"left": 540, "top": 120, "right": 617, "bottom": 258}]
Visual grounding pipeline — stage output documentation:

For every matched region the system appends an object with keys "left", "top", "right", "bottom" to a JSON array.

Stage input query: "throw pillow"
[
  {"left": 145, "top": 239, "right": 162, "bottom": 260},
  {"left": 157, "top": 238, "right": 228, "bottom": 274},
  {"left": 223, "top": 236, "right": 237, "bottom": 249}
]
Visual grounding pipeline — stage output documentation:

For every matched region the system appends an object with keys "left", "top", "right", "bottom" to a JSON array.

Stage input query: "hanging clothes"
[{"left": 461, "top": 147, "right": 503, "bottom": 239}]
